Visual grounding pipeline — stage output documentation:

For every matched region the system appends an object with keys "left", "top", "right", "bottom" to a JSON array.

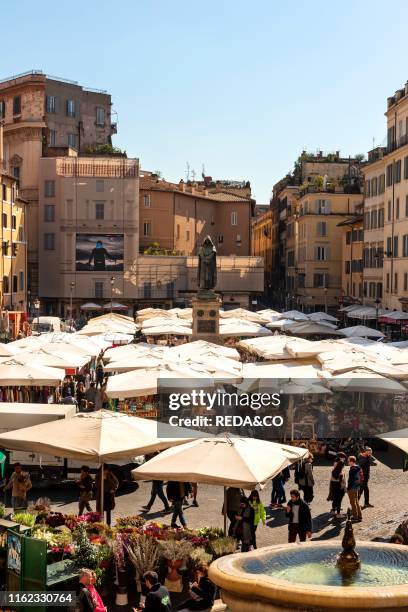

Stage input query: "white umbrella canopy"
[
  {"left": 132, "top": 436, "right": 309, "bottom": 489},
  {"left": 142, "top": 317, "right": 192, "bottom": 329},
  {"left": 102, "top": 302, "right": 129, "bottom": 311},
  {"left": 318, "top": 368, "right": 407, "bottom": 394},
  {"left": 0, "top": 361, "right": 65, "bottom": 385},
  {"left": 238, "top": 336, "right": 293, "bottom": 360},
  {"left": 0, "top": 350, "right": 83, "bottom": 370},
  {"left": 0, "top": 410, "right": 200, "bottom": 461},
  {"left": 266, "top": 319, "right": 295, "bottom": 329},
  {"left": 377, "top": 428, "right": 408, "bottom": 455},
  {"left": 379, "top": 310, "right": 408, "bottom": 321},
  {"left": 219, "top": 318, "right": 272, "bottom": 337},
  {"left": 317, "top": 351, "right": 408, "bottom": 379},
  {"left": 285, "top": 338, "right": 344, "bottom": 359},
  {"left": 104, "top": 343, "right": 168, "bottom": 363},
  {"left": 104, "top": 356, "right": 164, "bottom": 373},
  {"left": 346, "top": 306, "right": 386, "bottom": 320},
  {"left": 339, "top": 325, "right": 384, "bottom": 339},
  {"left": 283, "top": 322, "right": 342, "bottom": 336},
  {"left": 308, "top": 312, "right": 339, "bottom": 323},
  {"left": 166, "top": 340, "right": 240, "bottom": 362},
  {"left": 143, "top": 324, "right": 192, "bottom": 337},
  {"left": 219, "top": 309, "right": 271, "bottom": 324},
  {"left": 279, "top": 310, "right": 309, "bottom": 321},
  {"left": 0, "top": 343, "right": 15, "bottom": 357},
  {"left": 81, "top": 302, "right": 102, "bottom": 311}
]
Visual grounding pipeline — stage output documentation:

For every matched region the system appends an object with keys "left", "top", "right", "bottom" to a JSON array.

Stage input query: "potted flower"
[
  {"left": 159, "top": 539, "right": 193, "bottom": 592},
  {"left": 126, "top": 534, "right": 160, "bottom": 607},
  {"left": 209, "top": 536, "right": 237, "bottom": 559}
]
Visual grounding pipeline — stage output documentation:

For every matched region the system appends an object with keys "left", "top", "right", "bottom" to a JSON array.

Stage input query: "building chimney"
[{"left": 179, "top": 179, "right": 185, "bottom": 192}]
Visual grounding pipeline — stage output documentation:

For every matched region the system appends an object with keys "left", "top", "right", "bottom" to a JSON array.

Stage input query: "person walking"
[
  {"left": 77, "top": 466, "right": 94, "bottom": 516},
  {"left": 358, "top": 447, "right": 374, "bottom": 509},
  {"left": 223, "top": 486, "right": 242, "bottom": 537},
  {"left": 6, "top": 463, "right": 32, "bottom": 509},
  {"left": 176, "top": 562, "right": 216, "bottom": 611},
  {"left": 142, "top": 480, "right": 171, "bottom": 513},
  {"left": 249, "top": 490, "right": 266, "bottom": 549},
  {"left": 95, "top": 362, "right": 105, "bottom": 389},
  {"left": 301, "top": 454, "right": 315, "bottom": 505},
  {"left": 347, "top": 456, "right": 362, "bottom": 522},
  {"left": 85, "top": 382, "right": 97, "bottom": 411},
  {"left": 234, "top": 496, "right": 255, "bottom": 552},
  {"left": 76, "top": 382, "right": 86, "bottom": 409},
  {"left": 142, "top": 571, "right": 172, "bottom": 612},
  {"left": 167, "top": 481, "right": 188, "bottom": 528},
  {"left": 285, "top": 489, "right": 312, "bottom": 543},
  {"left": 95, "top": 466, "right": 119, "bottom": 526},
  {"left": 329, "top": 453, "right": 346, "bottom": 518}
]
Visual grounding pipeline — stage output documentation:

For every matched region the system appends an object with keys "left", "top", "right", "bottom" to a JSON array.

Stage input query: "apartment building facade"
[
  {"left": 338, "top": 212, "right": 364, "bottom": 304},
  {"left": 0, "top": 70, "right": 115, "bottom": 298},
  {"left": 38, "top": 155, "right": 139, "bottom": 316},
  {"left": 382, "top": 84, "right": 408, "bottom": 310},
  {"left": 0, "top": 170, "right": 27, "bottom": 313},
  {"left": 139, "top": 175, "right": 254, "bottom": 256},
  {"left": 361, "top": 148, "right": 385, "bottom": 306}
]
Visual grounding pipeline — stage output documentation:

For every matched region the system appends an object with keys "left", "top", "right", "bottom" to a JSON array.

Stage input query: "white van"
[{"left": 31, "top": 317, "right": 74, "bottom": 334}]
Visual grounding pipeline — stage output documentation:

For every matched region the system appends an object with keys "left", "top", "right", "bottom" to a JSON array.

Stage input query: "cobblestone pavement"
[{"left": 19, "top": 450, "right": 406, "bottom": 547}]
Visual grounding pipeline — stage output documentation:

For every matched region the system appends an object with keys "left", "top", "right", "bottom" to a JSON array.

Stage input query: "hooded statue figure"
[{"left": 197, "top": 235, "right": 217, "bottom": 291}]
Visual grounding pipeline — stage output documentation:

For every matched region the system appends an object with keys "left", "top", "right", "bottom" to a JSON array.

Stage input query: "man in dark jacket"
[
  {"left": 347, "top": 455, "right": 362, "bottom": 521},
  {"left": 142, "top": 571, "right": 172, "bottom": 612},
  {"left": 358, "top": 447, "right": 374, "bottom": 509},
  {"left": 285, "top": 489, "right": 312, "bottom": 543}
]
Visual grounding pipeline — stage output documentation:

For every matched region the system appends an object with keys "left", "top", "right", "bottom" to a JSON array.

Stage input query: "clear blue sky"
[{"left": 3, "top": 0, "right": 408, "bottom": 202}]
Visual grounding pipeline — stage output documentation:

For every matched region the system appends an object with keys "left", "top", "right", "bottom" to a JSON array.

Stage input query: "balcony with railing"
[{"left": 387, "top": 133, "right": 408, "bottom": 155}]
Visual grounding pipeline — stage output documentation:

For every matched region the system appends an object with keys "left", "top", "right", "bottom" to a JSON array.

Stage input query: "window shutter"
[{"left": 325, "top": 200, "right": 331, "bottom": 214}]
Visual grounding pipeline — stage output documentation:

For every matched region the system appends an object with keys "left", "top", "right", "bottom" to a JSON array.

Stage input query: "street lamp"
[
  {"left": 69, "top": 281, "right": 75, "bottom": 332},
  {"left": 324, "top": 287, "right": 328, "bottom": 314},
  {"left": 34, "top": 298, "right": 40, "bottom": 334},
  {"left": 110, "top": 277, "right": 115, "bottom": 314}
]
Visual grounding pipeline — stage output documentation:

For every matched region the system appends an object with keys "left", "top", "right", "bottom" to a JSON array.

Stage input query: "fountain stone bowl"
[{"left": 208, "top": 541, "right": 408, "bottom": 612}]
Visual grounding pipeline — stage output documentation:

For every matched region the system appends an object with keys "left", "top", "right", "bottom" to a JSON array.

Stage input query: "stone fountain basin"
[{"left": 208, "top": 541, "right": 408, "bottom": 611}]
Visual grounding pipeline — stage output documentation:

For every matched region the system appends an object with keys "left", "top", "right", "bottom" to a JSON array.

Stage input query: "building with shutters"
[
  {"left": 381, "top": 83, "right": 408, "bottom": 310},
  {"left": 0, "top": 170, "right": 27, "bottom": 314},
  {"left": 338, "top": 210, "right": 364, "bottom": 305},
  {"left": 0, "top": 70, "right": 115, "bottom": 299}
]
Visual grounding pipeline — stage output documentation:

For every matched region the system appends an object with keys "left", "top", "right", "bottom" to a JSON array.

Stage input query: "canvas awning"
[
  {"left": 132, "top": 435, "right": 309, "bottom": 489},
  {"left": 80, "top": 302, "right": 102, "bottom": 311},
  {"left": 0, "top": 362, "right": 65, "bottom": 386},
  {"left": 0, "top": 410, "right": 200, "bottom": 461},
  {"left": 339, "top": 325, "right": 384, "bottom": 339}
]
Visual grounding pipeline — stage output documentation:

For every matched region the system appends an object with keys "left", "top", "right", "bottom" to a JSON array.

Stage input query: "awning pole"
[
  {"left": 223, "top": 486, "right": 227, "bottom": 536},
  {"left": 100, "top": 462, "right": 104, "bottom": 521}
]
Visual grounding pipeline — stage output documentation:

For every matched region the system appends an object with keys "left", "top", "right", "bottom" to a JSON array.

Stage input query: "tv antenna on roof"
[
  {"left": 191, "top": 168, "right": 196, "bottom": 181},
  {"left": 185, "top": 162, "right": 190, "bottom": 182}
]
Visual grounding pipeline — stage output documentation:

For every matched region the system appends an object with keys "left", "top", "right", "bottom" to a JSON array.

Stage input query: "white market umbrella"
[
  {"left": 219, "top": 309, "right": 271, "bottom": 324},
  {"left": 166, "top": 340, "right": 240, "bottom": 362},
  {"left": 143, "top": 324, "right": 192, "bottom": 337},
  {"left": 280, "top": 310, "right": 309, "bottom": 321},
  {"left": 318, "top": 369, "right": 407, "bottom": 394},
  {"left": 266, "top": 319, "right": 295, "bottom": 329},
  {"left": 0, "top": 409, "right": 203, "bottom": 516},
  {"left": 81, "top": 302, "right": 102, "bottom": 311},
  {"left": 339, "top": 325, "right": 384, "bottom": 339},
  {"left": 132, "top": 436, "right": 308, "bottom": 533},
  {"left": 0, "top": 361, "right": 65, "bottom": 385},
  {"left": 308, "top": 312, "right": 339, "bottom": 323},
  {"left": 219, "top": 318, "right": 272, "bottom": 337},
  {"left": 283, "top": 322, "right": 342, "bottom": 336},
  {"left": 104, "top": 356, "right": 163, "bottom": 373},
  {"left": 102, "top": 302, "right": 129, "bottom": 311},
  {"left": 238, "top": 336, "right": 292, "bottom": 360},
  {"left": 377, "top": 428, "right": 408, "bottom": 456}
]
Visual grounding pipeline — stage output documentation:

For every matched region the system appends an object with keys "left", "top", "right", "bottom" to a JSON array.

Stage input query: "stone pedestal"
[{"left": 192, "top": 293, "right": 221, "bottom": 343}]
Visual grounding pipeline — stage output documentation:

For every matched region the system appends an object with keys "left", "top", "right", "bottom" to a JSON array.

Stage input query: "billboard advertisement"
[{"left": 76, "top": 234, "right": 124, "bottom": 272}]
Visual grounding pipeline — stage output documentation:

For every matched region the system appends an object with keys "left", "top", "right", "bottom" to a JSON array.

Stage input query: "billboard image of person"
[{"left": 76, "top": 234, "right": 124, "bottom": 272}]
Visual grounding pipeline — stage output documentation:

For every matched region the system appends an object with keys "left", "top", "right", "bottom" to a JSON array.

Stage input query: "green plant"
[
  {"left": 13, "top": 512, "right": 36, "bottom": 528},
  {"left": 159, "top": 539, "right": 193, "bottom": 561},
  {"left": 312, "top": 175, "right": 324, "bottom": 190},
  {"left": 190, "top": 547, "right": 213, "bottom": 566},
  {"left": 197, "top": 526, "right": 224, "bottom": 540},
  {"left": 126, "top": 534, "right": 160, "bottom": 579},
  {"left": 73, "top": 523, "right": 99, "bottom": 569},
  {"left": 210, "top": 537, "right": 237, "bottom": 558},
  {"left": 85, "top": 143, "right": 126, "bottom": 156}
]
